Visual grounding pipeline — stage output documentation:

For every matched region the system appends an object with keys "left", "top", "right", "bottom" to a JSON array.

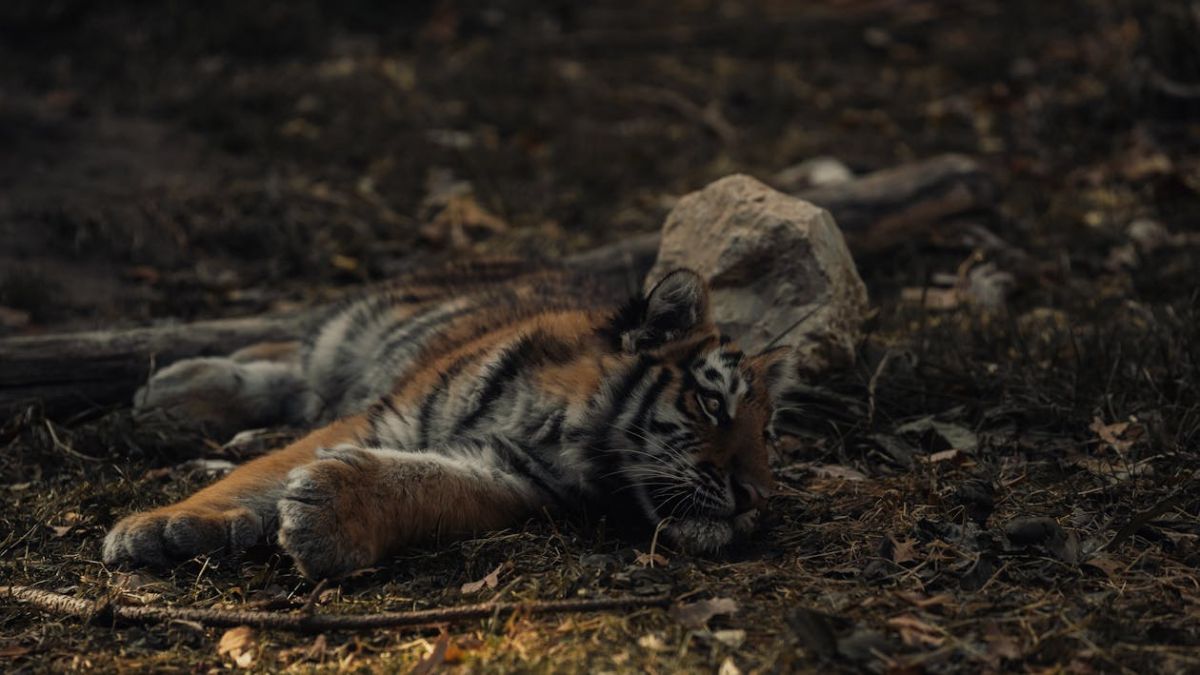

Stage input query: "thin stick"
[{"left": 1, "top": 585, "right": 670, "bottom": 633}]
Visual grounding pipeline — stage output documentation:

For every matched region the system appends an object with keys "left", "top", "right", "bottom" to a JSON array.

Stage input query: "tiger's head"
[{"left": 594, "top": 269, "right": 798, "bottom": 554}]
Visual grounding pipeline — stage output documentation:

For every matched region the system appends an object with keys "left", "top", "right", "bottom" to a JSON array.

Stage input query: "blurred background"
[{"left": 1, "top": 0, "right": 1197, "bottom": 332}]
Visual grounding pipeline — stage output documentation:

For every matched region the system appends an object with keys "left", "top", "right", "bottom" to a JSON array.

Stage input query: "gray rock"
[{"left": 648, "top": 174, "right": 869, "bottom": 372}]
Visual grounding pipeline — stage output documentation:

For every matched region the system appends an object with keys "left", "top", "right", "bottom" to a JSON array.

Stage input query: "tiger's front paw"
[
  {"left": 277, "top": 446, "right": 383, "bottom": 580},
  {"left": 102, "top": 506, "right": 263, "bottom": 568}
]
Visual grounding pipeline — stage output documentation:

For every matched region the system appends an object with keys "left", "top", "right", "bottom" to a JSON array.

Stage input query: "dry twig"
[{"left": 0, "top": 585, "right": 670, "bottom": 633}]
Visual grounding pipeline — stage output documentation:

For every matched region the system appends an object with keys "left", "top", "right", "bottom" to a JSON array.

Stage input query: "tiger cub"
[{"left": 102, "top": 266, "right": 798, "bottom": 579}]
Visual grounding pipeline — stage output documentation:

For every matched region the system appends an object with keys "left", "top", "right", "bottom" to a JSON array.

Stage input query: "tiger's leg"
[
  {"left": 102, "top": 416, "right": 365, "bottom": 568},
  {"left": 277, "top": 444, "right": 545, "bottom": 579},
  {"left": 134, "top": 341, "right": 311, "bottom": 437}
]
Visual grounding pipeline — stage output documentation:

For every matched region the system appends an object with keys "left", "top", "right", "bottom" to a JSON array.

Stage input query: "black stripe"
[
  {"left": 490, "top": 437, "right": 569, "bottom": 507},
  {"left": 678, "top": 340, "right": 711, "bottom": 370},
  {"left": 451, "top": 331, "right": 575, "bottom": 436},
  {"left": 416, "top": 351, "right": 479, "bottom": 447},
  {"left": 648, "top": 420, "right": 680, "bottom": 435},
  {"left": 585, "top": 356, "right": 654, "bottom": 462},
  {"left": 376, "top": 302, "right": 477, "bottom": 368},
  {"left": 629, "top": 368, "right": 673, "bottom": 446}
]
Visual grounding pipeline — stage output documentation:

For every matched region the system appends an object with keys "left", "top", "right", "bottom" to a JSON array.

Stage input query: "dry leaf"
[
  {"left": 1083, "top": 554, "right": 1125, "bottom": 581},
  {"left": 896, "top": 417, "right": 979, "bottom": 453},
  {"left": 711, "top": 629, "right": 747, "bottom": 648},
  {"left": 422, "top": 193, "right": 509, "bottom": 249},
  {"left": 896, "top": 592, "right": 953, "bottom": 610},
  {"left": 461, "top": 562, "right": 506, "bottom": 594},
  {"left": 442, "top": 641, "right": 466, "bottom": 665},
  {"left": 412, "top": 631, "right": 450, "bottom": 675},
  {"left": 983, "top": 624, "right": 1022, "bottom": 662},
  {"left": 217, "top": 626, "right": 257, "bottom": 669},
  {"left": 890, "top": 537, "right": 919, "bottom": 564},
  {"left": 810, "top": 464, "right": 868, "bottom": 481},
  {"left": 671, "top": 597, "right": 739, "bottom": 630},
  {"left": 1089, "top": 417, "right": 1139, "bottom": 453},
  {"left": 634, "top": 550, "right": 670, "bottom": 568},
  {"left": 718, "top": 656, "right": 743, "bottom": 675},
  {"left": 886, "top": 614, "right": 945, "bottom": 648},
  {"left": 305, "top": 634, "right": 327, "bottom": 662},
  {"left": 330, "top": 254, "right": 359, "bottom": 272},
  {"left": 0, "top": 306, "right": 32, "bottom": 329},
  {"left": 900, "top": 286, "right": 961, "bottom": 311},
  {"left": 0, "top": 646, "right": 32, "bottom": 659},
  {"left": 926, "top": 449, "right": 961, "bottom": 463},
  {"left": 637, "top": 633, "right": 671, "bottom": 652}
]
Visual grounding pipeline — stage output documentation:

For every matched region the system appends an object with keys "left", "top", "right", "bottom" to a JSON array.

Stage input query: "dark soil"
[{"left": 2, "top": 1, "right": 1199, "bottom": 672}]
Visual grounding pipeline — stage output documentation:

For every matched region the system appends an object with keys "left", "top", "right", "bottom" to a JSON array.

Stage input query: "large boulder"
[{"left": 648, "top": 174, "right": 869, "bottom": 372}]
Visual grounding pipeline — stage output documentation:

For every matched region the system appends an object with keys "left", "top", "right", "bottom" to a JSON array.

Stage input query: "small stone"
[
  {"left": 648, "top": 175, "right": 869, "bottom": 372},
  {"left": 771, "top": 156, "right": 854, "bottom": 192}
]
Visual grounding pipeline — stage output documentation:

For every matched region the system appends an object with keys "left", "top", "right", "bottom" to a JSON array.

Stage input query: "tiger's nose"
[{"left": 732, "top": 480, "right": 771, "bottom": 513}]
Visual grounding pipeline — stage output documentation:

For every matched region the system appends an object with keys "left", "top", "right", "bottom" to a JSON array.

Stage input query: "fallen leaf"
[
  {"left": 896, "top": 592, "right": 953, "bottom": 610},
  {"left": 890, "top": 537, "right": 919, "bottom": 564},
  {"left": 461, "top": 562, "right": 506, "bottom": 594},
  {"left": 810, "top": 464, "right": 868, "bottom": 481},
  {"left": 634, "top": 550, "right": 670, "bottom": 568},
  {"left": 0, "top": 306, "right": 32, "bottom": 330},
  {"left": 637, "top": 633, "right": 671, "bottom": 652},
  {"left": 671, "top": 597, "right": 739, "bottom": 630},
  {"left": 886, "top": 614, "right": 945, "bottom": 648},
  {"left": 926, "top": 449, "right": 961, "bottom": 464},
  {"left": 1083, "top": 554, "right": 1125, "bottom": 581},
  {"left": 0, "top": 646, "right": 32, "bottom": 659},
  {"left": 330, "top": 254, "right": 359, "bottom": 272},
  {"left": 1089, "top": 417, "right": 1140, "bottom": 453},
  {"left": 711, "top": 629, "right": 747, "bottom": 649},
  {"left": 412, "top": 631, "right": 450, "bottom": 675},
  {"left": 305, "top": 634, "right": 327, "bottom": 662},
  {"left": 1071, "top": 455, "right": 1153, "bottom": 483},
  {"left": 900, "top": 286, "right": 962, "bottom": 311},
  {"left": 983, "top": 624, "right": 1022, "bottom": 662},
  {"left": 896, "top": 417, "right": 979, "bottom": 453},
  {"left": 718, "top": 656, "right": 743, "bottom": 675},
  {"left": 217, "top": 626, "right": 257, "bottom": 669},
  {"left": 421, "top": 188, "right": 509, "bottom": 249}
]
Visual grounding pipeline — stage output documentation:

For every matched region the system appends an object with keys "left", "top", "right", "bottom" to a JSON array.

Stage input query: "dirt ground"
[{"left": 2, "top": 0, "right": 1199, "bottom": 672}]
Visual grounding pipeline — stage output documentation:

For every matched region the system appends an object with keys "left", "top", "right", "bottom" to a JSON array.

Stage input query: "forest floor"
[{"left": 2, "top": 1, "right": 1199, "bottom": 672}]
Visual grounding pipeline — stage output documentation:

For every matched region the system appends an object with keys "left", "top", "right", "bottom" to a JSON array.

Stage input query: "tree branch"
[{"left": 0, "top": 585, "right": 670, "bottom": 633}]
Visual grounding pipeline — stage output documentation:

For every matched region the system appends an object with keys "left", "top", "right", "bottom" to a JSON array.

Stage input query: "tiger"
[{"left": 101, "top": 263, "right": 799, "bottom": 580}]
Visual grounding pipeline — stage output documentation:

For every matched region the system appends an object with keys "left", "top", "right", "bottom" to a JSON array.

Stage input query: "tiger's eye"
[{"left": 702, "top": 395, "right": 722, "bottom": 416}]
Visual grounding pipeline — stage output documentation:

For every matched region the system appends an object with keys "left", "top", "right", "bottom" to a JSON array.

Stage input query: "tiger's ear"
[{"left": 621, "top": 269, "right": 712, "bottom": 353}]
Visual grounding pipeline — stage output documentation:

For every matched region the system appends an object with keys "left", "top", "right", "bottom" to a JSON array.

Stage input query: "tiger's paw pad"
[
  {"left": 277, "top": 453, "right": 379, "bottom": 580},
  {"left": 102, "top": 507, "right": 262, "bottom": 568}
]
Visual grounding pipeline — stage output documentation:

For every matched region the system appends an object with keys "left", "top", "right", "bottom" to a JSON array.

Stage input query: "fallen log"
[{"left": 0, "top": 155, "right": 992, "bottom": 420}]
